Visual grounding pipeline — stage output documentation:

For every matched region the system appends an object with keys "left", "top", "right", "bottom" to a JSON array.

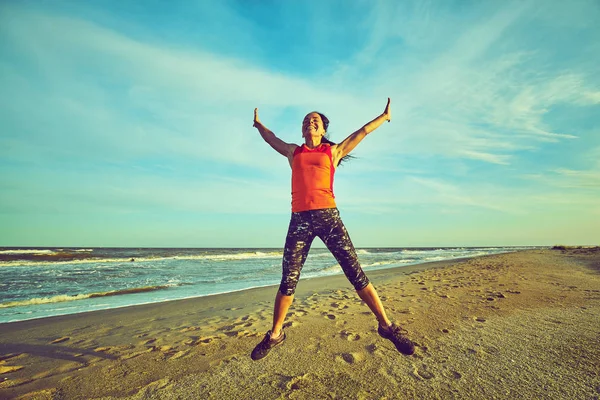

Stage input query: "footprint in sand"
[
  {"left": 336, "top": 352, "right": 364, "bottom": 364},
  {"left": 339, "top": 330, "right": 361, "bottom": 341},
  {"left": 286, "top": 374, "right": 313, "bottom": 390},
  {"left": 443, "top": 369, "right": 462, "bottom": 379},
  {"left": 412, "top": 364, "right": 435, "bottom": 380},
  {"left": 365, "top": 343, "right": 378, "bottom": 353},
  {"left": 475, "top": 317, "right": 486, "bottom": 322},
  {"left": 158, "top": 345, "right": 175, "bottom": 354},
  {"left": 168, "top": 350, "right": 189, "bottom": 360},
  {"left": 219, "top": 324, "right": 236, "bottom": 331},
  {"left": 179, "top": 326, "right": 200, "bottom": 333},
  {"left": 284, "top": 321, "right": 300, "bottom": 328}
]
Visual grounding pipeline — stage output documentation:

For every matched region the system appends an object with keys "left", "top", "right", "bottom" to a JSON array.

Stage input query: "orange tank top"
[{"left": 291, "top": 143, "right": 337, "bottom": 212}]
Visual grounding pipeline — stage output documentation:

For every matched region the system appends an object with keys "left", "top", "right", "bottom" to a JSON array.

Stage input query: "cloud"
[
  {"left": 0, "top": 5, "right": 364, "bottom": 172},
  {"left": 458, "top": 150, "right": 510, "bottom": 165},
  {"left": 408, "top": 177, "right": 523, "bottom": 213},
  {"left": 332, "top": 1, "right": 599, "bottom": 167},
  {"left": 0, "top": 166, "right": 290, "bottom": 216},
  {"left": 550, "top": 169, "right": 600, "bottom": 189}
]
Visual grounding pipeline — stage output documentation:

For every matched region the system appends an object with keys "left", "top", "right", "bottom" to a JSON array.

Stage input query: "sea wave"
[
  {"left": 0, "top": 258, "right": 139, "bottom": 268},
  {"left": 318, "top": 264, "right": 342, "bottom": 274},
  {"left": 362, "top": 260, "right": 402, "bottom": 268},
  {"left": 0, "top": 251, "right": 284, "bottom": 267},
  {"left": 0, "top": 249, "right": 57, "bottom": 255},
  {"left": 0, "top": 285, "right": 172, "bottom": 309},
  {"left": 197, "top": 251, "right": 282, "bottom": 261}
]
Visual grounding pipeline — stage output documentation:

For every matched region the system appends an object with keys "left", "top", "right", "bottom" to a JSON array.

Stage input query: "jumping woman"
[{"left": 251, "top": 98, "right": 414, "bottom": 360}]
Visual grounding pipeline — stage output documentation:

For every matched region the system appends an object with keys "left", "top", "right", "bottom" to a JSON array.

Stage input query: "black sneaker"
[
  {"left": 251, "top": 330, "right": 286, "bottom": 361},
  {"left": 378, "top": 323, "right": 415, "bottom": 355}
]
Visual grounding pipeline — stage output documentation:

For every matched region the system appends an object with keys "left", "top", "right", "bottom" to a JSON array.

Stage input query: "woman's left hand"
[{"left": 383, "top": 98, "right": 391, "bottom": 122}]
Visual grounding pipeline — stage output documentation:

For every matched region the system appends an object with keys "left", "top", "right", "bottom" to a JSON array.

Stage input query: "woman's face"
[{"left": 302, "top": 112, "right": 325, "bottom": 138}]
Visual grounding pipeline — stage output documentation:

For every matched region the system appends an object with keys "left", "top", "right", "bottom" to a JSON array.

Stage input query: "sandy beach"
[{"left": 1, "top": 248, "right": 599, "bottom": 399}]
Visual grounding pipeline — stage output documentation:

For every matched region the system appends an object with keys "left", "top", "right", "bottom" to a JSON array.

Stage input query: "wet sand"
[{"left": 1, "top": 248, "right": 599, "bottom": 399}]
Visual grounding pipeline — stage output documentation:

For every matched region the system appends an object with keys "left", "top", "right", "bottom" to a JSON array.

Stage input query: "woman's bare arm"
[
  {"left": 331, "top": 98, "right": 391, "bottom": 166},
  {"left": 253, "top": 108, "right": 297, "bottom": 161}
]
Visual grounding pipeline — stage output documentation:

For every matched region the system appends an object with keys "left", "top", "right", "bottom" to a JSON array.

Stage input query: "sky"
[{"left": 0, "top": 0, "right": 599, "bottom": 248}]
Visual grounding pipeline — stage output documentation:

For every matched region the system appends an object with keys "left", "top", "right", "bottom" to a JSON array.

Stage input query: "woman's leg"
[
  {"left": 317, "top": 209, "right": 415, "bottom": 355},
  {"left": 317, "top": 209, "right": 390, "bottom": 327},
  {"left": 252, "top": 213, "right": 315, "bottom": 360},
  {"left": 356, "top": 283, "right": 391, "bottom": 328},
  {"left": 271, "top": 212, "right": 314, "bottom": 336},
  {"left": 271, "top": 290, "right": 294, "bottom": 338}
]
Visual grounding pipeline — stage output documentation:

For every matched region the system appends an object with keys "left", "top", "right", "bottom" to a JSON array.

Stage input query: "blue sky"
[{"left": 1, "top": 0, "right": 599, "bottom": 247}]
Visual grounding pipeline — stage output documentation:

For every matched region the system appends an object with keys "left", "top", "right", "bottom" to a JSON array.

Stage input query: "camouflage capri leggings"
[{"left": 278, "top": 207, "right": 370, "bottom": 296}]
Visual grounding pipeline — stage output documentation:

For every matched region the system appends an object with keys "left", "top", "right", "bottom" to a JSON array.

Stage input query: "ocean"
[{"left": 0, "top": 246, "right": 540, "bottom": 324}]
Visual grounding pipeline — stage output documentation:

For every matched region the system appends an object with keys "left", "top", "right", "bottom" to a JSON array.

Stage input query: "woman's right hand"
[
  {"left": 383, "top": 98, "right": 391, "bottom": 122},
  {"left": 253, "top": 108, "right": 261, "bottom": 128}
]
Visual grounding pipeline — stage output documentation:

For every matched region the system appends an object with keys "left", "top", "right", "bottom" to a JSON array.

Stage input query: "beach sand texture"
[{"left": 1, "top": 248, "right": 599, "bottom": 399}]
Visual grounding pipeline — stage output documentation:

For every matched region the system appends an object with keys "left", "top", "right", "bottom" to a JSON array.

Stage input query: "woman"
[{"left": 251, "top": 98, "right": 414, "bottom": 360}]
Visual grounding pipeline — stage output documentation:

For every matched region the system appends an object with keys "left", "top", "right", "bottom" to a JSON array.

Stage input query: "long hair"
[{"left": 315, "top": 112, "right": 354, "bottom": 165}]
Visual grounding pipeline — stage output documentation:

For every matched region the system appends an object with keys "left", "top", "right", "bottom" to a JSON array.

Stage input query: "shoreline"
[
  {"left": 0, "top": 254, "right": 484, "bottom": 328},
  {"left": 1, "top": 248, "right": 599, "bottom": 399},
  {"left": 0, "top": 246, "right": 531, "bottom": 265}
]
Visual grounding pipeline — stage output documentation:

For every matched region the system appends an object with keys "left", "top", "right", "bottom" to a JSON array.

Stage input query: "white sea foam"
[
  {"left": 198, "top": 251, "right": 282, "bottom": 261},
  {"left": 0, "top": 251, "right": 285, "bottom": 267},
  {"left": 0, "top": 293, "right": 92, "bottom": 308},
  {"left": 362, "top": 260, "right": 401, "bottom": 268},
  {"left": 320, "top": 264, "right": 342, "bottom": 274},
  {"left": 0, "top": 249, "right": 56, "bottom": 255},
  {"left": 0, "top": 285, "right": 172, "bottom": 309}
]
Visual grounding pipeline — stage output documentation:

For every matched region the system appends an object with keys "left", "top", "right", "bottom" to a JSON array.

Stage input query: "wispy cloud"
[
  {"left": 0, "top": 6, "right": 364, "bottom": 171},
  {"left": 530, "top": 168, "right": 600, "bottom": 190},
  {"left": 335, "top": 1, "right": 598, "bottom": 168}
]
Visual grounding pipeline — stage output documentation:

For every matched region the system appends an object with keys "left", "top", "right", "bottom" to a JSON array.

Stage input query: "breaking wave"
[{"left": 0, "top": 285, "right": 173, "bottom": 309}]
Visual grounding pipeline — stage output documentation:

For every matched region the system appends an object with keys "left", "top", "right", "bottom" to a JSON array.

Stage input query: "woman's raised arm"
[
  {"left": 253, "top": 108, "right": 297, "bottom": 159},
  {"left": 331, "top": 98, "right": 391, "bottom": 166}
]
